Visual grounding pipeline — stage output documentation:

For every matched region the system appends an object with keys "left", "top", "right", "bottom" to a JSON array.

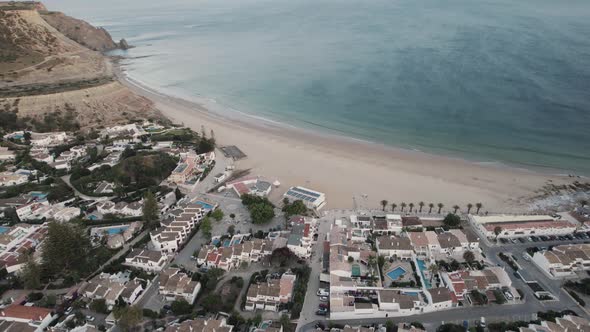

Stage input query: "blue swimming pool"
[
  {"left": 106, "top": 226, "right": 128, "bottom": 235},
  {"left": 387, "top": 267, "right": 407, "bottom": 280},
  {"left": 223, "top": 239, "right": 231, "bottom": 247},
  {"left": 416, "top": 259, "right": 432, "bottom": 289},
  {"left": 195, "top": 200, "right": 214, "bottom": 210},
  {"left": 0, "top": 226, "right": 10, "bottom": 234}
]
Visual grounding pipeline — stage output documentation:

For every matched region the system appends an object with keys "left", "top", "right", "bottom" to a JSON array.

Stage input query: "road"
[
  {"left": 295, "top": 216, "right": 590, "bottom": 331},
  {"left": 61, "top": 174, "right": 114, "bottom": 201}
]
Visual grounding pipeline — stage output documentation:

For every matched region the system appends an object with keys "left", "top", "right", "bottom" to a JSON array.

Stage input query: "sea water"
[{"left": 46, "top": 0, "right": 590, "bottom": 174}]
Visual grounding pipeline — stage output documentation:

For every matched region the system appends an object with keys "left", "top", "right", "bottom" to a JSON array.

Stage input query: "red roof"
[
  {"left": 0, "top": 305, "right": 52, "bottom": 321},
  {"left": 304, "top": 224, "right": 310, "bottom": 237},
  {"left": 233, "top": 183, "right": 250, "bottom": 195},
  {"left": 206, "top": 252, "right": 220, "bottom": 264}
]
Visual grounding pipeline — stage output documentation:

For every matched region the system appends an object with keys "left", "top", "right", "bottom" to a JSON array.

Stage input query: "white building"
[
  {"left": 124, "top": 249, "right": 169, "bottom": 272},
  {"left": 532, "top": 244, "right": 590, "bottom": 278},
  {"left": 158, "top": 268, "right": 201, "bottom": 303},
  {"left": 283, "top": 186, "right": 326, "bottom": 210},
  {"left": 245, "top": 271, "right": 296, "bottom": 312},
  {"left": 227, "top": 176, "right": 273, "bottom": 197},
  {"left": 0, "top": 171, "right": 29, "bottom": 187},
  {"left": 29, "top": 132, "right": 69, "bottom": 147},
  {"left": 470, "top": 214, "right": 577, "bottom": 239},
  {"left": 0, "top": 147, "right": 15, "bottom": 161},
  {"left": 376, "top": 235, "right": 414, "bottom": 260},
  {"left": 0, "top": 305, "right": 55, "bottom": 331}
]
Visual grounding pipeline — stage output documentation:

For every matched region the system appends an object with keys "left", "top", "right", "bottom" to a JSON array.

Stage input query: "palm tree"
[
  {"left": 428, "top": 203, "right": 434, "bottom": 214},
  {"left": 467, "top": 203, "right": 473, "bottom": 214},
  {"left": 418, "top": 201, "right": 425, "bottom": 213},
  {"left": 428, "top": 264, "right": 439, "bottom": 283},
  {"left": 380, "top": 200, "right": 388, "bottom": 211},
  {"left": 409, "top": 203, "right": 415, "bottom": 213},
  {"left": 437, "top": 203, "right": 444, "bottom": 214},
  {"left": 391, "top": 203, "right": 397, "bottom": 212},
  {"left": 453, "top": 205, "right": 460, "bottom": 214},
  {"left": 494, "top": 226, "right": 502, "bottom": 240},
  {"left": 401, "top": 202, "right": 407, "bottom": 212},
  {"left": 475, "top": 203, "right": 483, "bottom": 214}
]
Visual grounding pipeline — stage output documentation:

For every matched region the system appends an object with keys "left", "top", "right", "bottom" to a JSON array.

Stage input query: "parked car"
[
  {"left": 86, "top": 316, "right": 95, "bottom": 322},
  {"left": 504, "top": 291, "right": 514, "bottom": 300},
  {"left": 319, "top": 296, "right": 329, "bottom": 302},
  {"left": 518, "top": 238, "right": 526, "bottom": 243},
  {"left": 317, "top": 289, "right": 329, "bottom": 296},
  {"left": 522, "top": 253, "right": 530, "bottom": 261},
  {"left": 316, "top": 308, "right": 328, "bottom": 316}
]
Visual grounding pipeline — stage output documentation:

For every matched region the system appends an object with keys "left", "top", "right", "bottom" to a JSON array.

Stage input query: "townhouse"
[
  {"left": 245, "top": 271, "right": 296, "bottom": 312},
  {"left": 158, "top": 268, "right": 201, "bottom": 303},
  {"left": 441, "top": 267, "right": 513, "bottom": 301},
  {"left": 287, "top": 222, "right": 314, "bottom": 259},
  {"left": 151, "top": 203, "right": 206, "bottom": 253},
  {"left": 96, "top": 200, "right": 143, "bottom": 217},
  {"left": 197, "top": 237, "right": 275, "bottom": 270},
  {"left": 164, "top": 317, "right": 233, "bottom": 332},
  {"left": 425, "top": 287, "right": 455, "bottom": 310},
  {"left": 80, "top": 272, "right": 144, "bottom": 309},
  {"left": 124, "top": 249, "right": 169, "bottom": 272},
  {"left": 0, "top": 224, "right": 47, "bottom": 273},
  {"left": 532, "top": 243, "right": 590, "bottom": 278},
  {"left": 375, "top": 235, "right": 414, "bottom": 260},
  {"left": 377, "top": 290, "right": 422, "bottom": 315}
]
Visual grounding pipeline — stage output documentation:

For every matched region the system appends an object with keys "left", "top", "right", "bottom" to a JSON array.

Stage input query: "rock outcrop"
[
  {"left": 119, "top": 38, "right": 129, "bottom": 50},
  {"left": 40, "top": 11, "right": 119, "bottom": 52}
]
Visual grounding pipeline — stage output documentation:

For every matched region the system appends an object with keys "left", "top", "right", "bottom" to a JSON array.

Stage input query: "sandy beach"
[{"left": 116, "top": 68, "right": 572, "bottom": 214}]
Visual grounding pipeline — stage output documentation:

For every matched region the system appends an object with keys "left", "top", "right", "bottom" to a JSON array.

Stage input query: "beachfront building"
[
  {"left": 164, "top": 317, "right": 234, "bottom": 332},
  {"left": 532, "top": 244, "right": 590, "bottom": 278},
  {"left": 371, "top": 214, "right": 403, "bottom": 235},
  {"left": 226, "top": 176, "right": 273, "bottom": 197},
  {"left": 100, "top": 124, "right": 147, "bottom": 140},
  {"left": 124, "top": 249, "right": 169, "bottom": 272},
  {"left": 283, "top": 186, "right": 326, "bottom": 210},
  {"left": 470, "top": 214, "right": 577, "bottom": 239},
  {"left": 245, "top": 271, "right": 296, "bottom": 312},
  {"left": 286, "top": 219, "right": 316, "bottom": 259},
  {"left": 158, "top": 268, "right": 201, "bottom": 303},
  {"left": 375, "top": 235, "right": 413, "bottom": 260},
  {"left": 167, "top": 151, "right": 215, "bottom": 186}
]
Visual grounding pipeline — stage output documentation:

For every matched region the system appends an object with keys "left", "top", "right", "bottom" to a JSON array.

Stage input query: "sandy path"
[{"left": 117, "top": 72, "right": 571, "bottom": 213}]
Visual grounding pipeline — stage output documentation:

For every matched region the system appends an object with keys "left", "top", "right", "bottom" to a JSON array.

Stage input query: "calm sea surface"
[{"left": 46, "top": 0, "right": 590, "bottom": 174}]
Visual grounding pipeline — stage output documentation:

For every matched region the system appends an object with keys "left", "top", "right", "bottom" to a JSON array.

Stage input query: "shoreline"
[{"left": 113, "top": 61, "right": 574, "bottom": 213}]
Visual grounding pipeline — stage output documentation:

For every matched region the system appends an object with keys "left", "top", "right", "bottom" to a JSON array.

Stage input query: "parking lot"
[{"left": 498, "top": 231, "right": 590, "bottom": 245}]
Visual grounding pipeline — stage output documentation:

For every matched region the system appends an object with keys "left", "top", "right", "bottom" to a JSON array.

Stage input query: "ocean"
[{"left": 45, "top": 0, "right": 590, "bottom": 174}]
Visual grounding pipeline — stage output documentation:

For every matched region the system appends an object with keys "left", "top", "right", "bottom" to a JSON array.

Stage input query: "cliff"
[
  {"left": 40, "top": 11, "right": 119, "bottom": 52},
  {"left": 0, "top": 2, "right": 163, "bottom": 130}
]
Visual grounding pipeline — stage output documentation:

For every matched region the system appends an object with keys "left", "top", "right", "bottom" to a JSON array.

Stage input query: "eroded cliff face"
[
  {"left": 0, "top": 3, "right": 163, "bottom": 131},
  {"left": 40, "top": 11, "right": 119, "bottom": 52}
]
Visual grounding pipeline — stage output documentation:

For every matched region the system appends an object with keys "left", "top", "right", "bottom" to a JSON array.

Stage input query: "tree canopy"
[
  {"left": 443, "top": 213, "right": 461, "bottom": 228},
  {"left": 282, "top": 200, "right": 308, "bottom": 218},
  {"left": 142, "top": 191, "right": 159, "bottom": 229},
  {"left": 41, "top": 222, "right": 92, "bottom": 277}
]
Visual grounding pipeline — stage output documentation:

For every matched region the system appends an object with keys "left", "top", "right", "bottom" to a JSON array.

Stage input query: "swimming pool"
[
  {"left": 223, "top": 239, "right": 231, "bottom": 247},
  {"left": 416, "top": 259, "right": 432, "bottom": 289},
  {"left": 194, "top": 200, "right": 214, "bottom": 210},
  {"left": 0, "top": 226, "right": 10, "bottom": 234},
  {"left": 105, "top": 226, "right": 129, "bottom": 235},
  {"left": 351, "top": 263, "right": 361, "bottom": 277},
  {"left": 387, "top": 267, "right": 407, "bottom": 280}
]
